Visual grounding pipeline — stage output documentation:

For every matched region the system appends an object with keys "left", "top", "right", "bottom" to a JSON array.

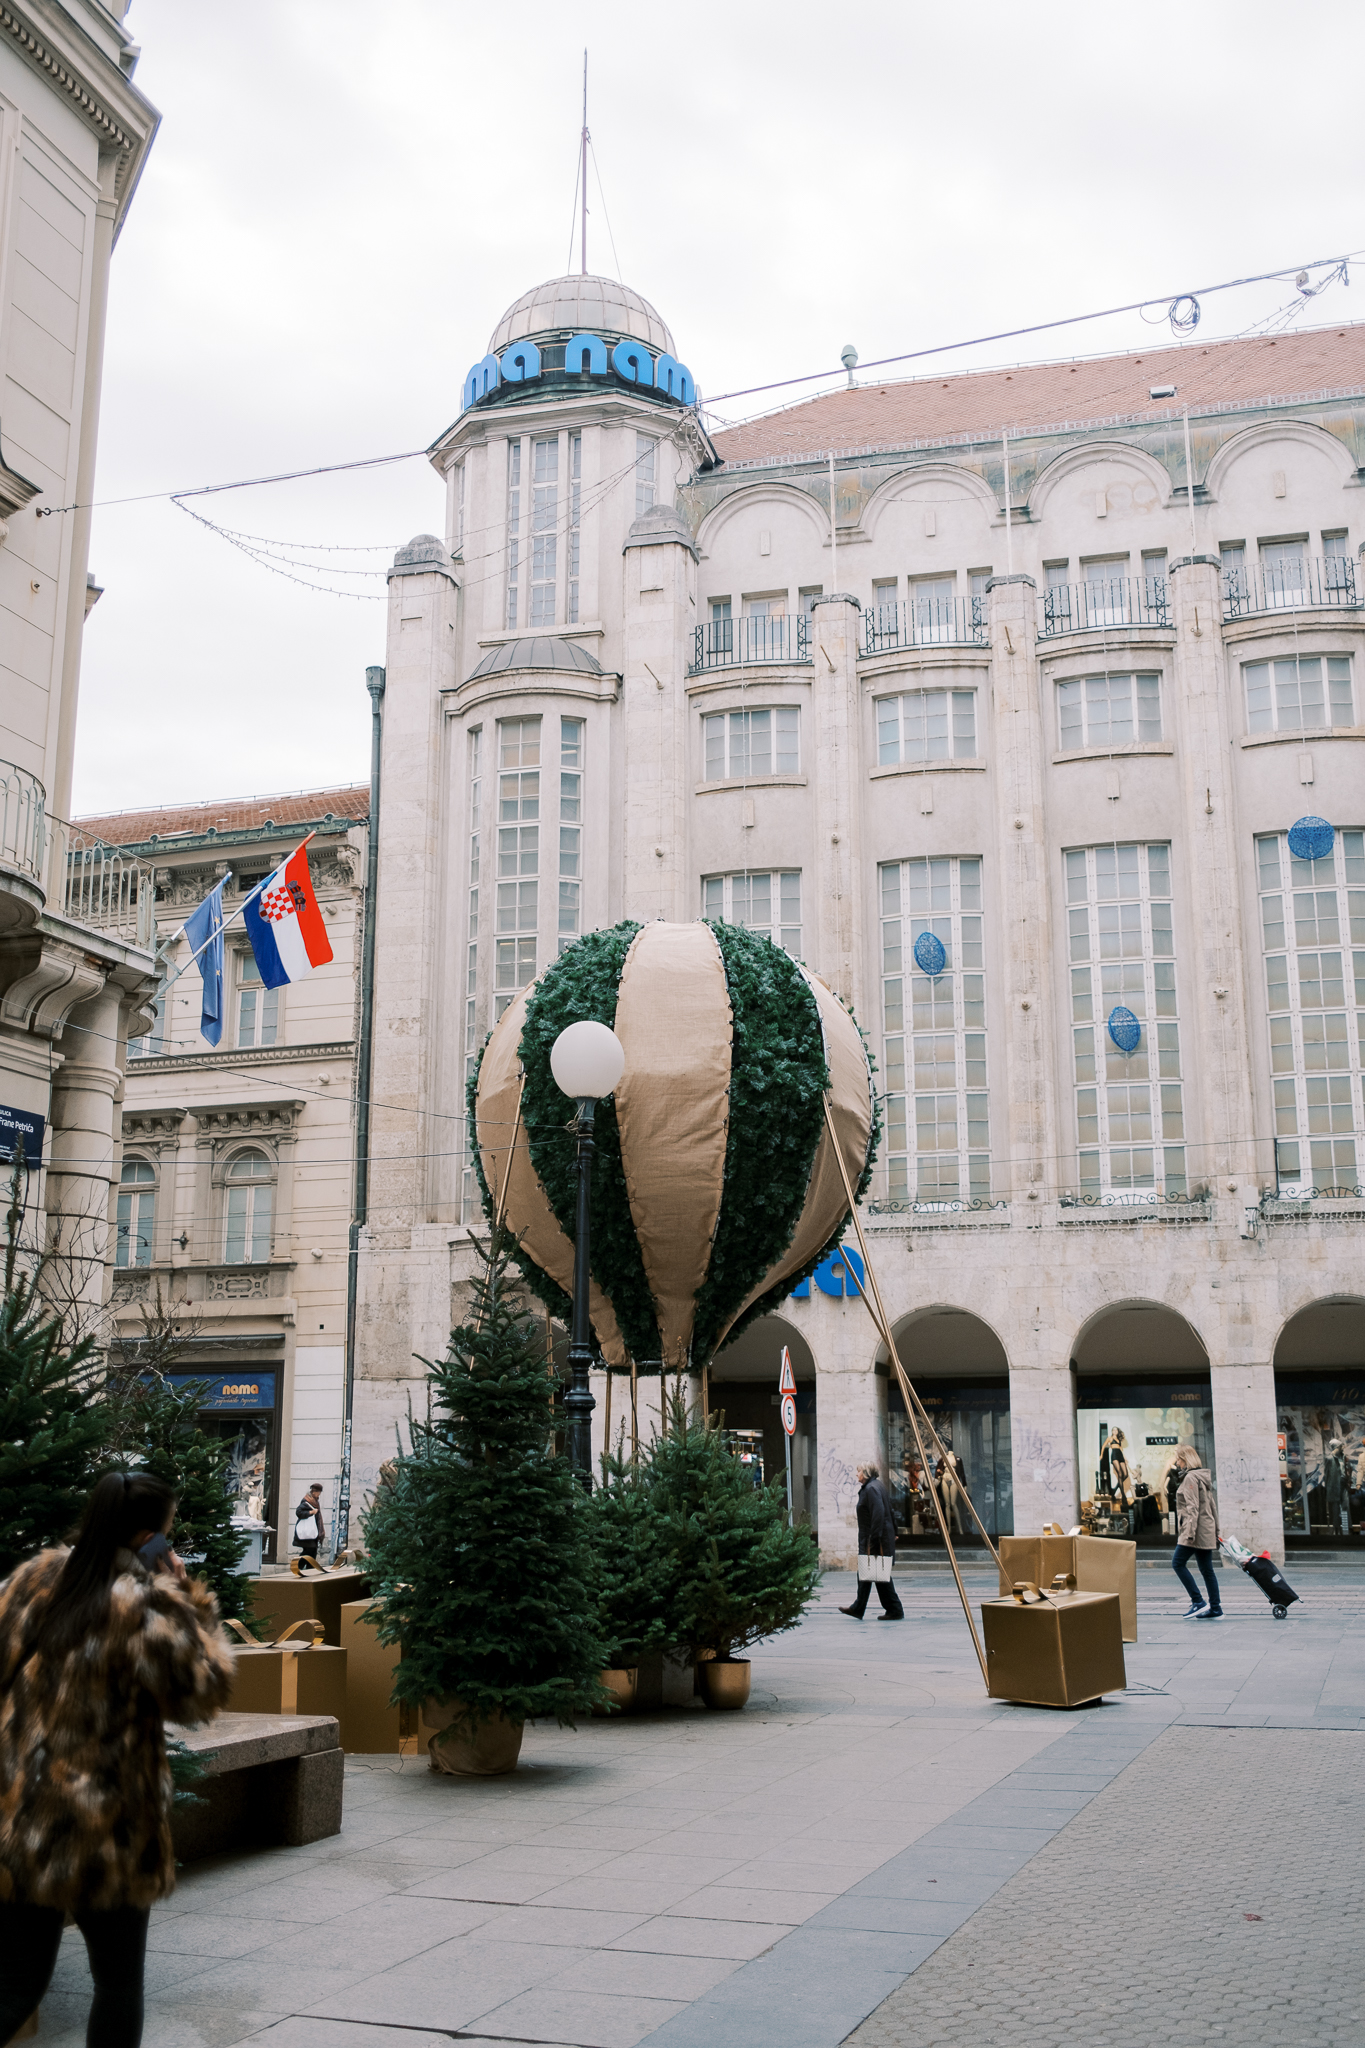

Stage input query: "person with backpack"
[
  {"left": 0, "top": 1471, "right": 233, "bottom": 2048},
  {"left": 1171, "top": 1445, "right": 1223, "bottom": 1620}
]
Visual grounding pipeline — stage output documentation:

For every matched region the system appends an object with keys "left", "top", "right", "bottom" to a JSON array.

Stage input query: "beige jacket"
[{"left": 1176, "top": 1466, "right": 1220, "bottom": 1549}]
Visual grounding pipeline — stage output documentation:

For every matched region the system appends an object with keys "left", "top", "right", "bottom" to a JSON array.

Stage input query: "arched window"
[
  {"left": 224, "top": 1147, "right": 273, "bottom": 1264},
  {"left": 115, "top": 1156, "right": 156, "bottom": 1268}
]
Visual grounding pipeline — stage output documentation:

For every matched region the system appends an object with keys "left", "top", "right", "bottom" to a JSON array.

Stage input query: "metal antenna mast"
[{"left": 579, "top": 50, "right": 589, "bottom": 275}]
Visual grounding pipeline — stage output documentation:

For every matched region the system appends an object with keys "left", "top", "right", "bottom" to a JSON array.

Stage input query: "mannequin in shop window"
[
  {"left": 934, "top": 1444, "right": 966, "bottom": 1537},
  {"left": 1098, "top": 1428, "right": 1135, "bottom": 1510},
  {"left": 1325, "top": 1439, "right": 1350, "bottom": 1536}
]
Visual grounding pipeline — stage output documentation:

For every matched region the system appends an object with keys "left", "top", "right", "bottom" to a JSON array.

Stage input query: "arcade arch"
[
  {"left": 1071, "top": 1300, "right": 1210, "bottom": 1544},
  {"left": 710, "top": 1313, "right": 817, "bottom": 1523},
  {"left": 1272, "top": 1296, "right": 1365, "bottom": 1545},
  {"left": 878, "top": 1306, "right": 1011, "bottom": 1545}
]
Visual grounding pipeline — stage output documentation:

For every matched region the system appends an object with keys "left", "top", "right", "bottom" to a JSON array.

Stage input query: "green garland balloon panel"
[{"left": 473, "top": 920, "right": 875, "bottom": 1371}]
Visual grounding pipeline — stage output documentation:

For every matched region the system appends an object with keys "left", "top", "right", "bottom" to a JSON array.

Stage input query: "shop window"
[
  {"left": 115, "top": 1157, "right": 155, "bottom": 1268},
  {"left": 702, "top": 871, "right": 802, "bottom": 957},
  {"left": 1258, "top": 828, "right": 1365, "bottom": 1196},
  {"left": 889, "top": 1381, "right": 1012, "bottom": 1540},
  {"left": 1066, "top": 841, "right": 1185, "bottom": 1201},
  {"left": 1076, "top": 1379, "right": 1214, "bottom": 1542},
  {"left": 1275, "top": 1375, "right": 1365, "bottom": 1541},
  {"left": 880, "top": 855, "right": 989, "bottom": 1206},
  {"left": 224, "top": 1148, "right": 273, "bottom": 1264}
]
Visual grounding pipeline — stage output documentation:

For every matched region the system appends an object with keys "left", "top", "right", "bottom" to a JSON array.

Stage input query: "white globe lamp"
[{"left": 550, "top": 1020, "right": 625, "bottom": 1101}]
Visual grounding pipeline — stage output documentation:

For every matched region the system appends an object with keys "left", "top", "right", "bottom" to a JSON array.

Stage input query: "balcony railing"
[
  {"left": 1222, "top": 554, "right": 1359, "bottom": 620},
  {"left": 1039, "top": 576, "right": 1171, "bottom": 637},
  {"left": 690, "top": 614, "right": 810, "bottom": 672},
  {"left": 863, "top": 596, "right": 988, "bottom": 656},
  {"left": 52, "top": 819, "right": 154, "bottom": 949},
  {"left": 0, "top": 760, "right": 47, "bottom": 885}
]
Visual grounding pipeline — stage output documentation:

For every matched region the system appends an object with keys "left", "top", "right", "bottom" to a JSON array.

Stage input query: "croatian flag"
[{"left": 243, "top": 845, "right": 333, "bottom": 989}]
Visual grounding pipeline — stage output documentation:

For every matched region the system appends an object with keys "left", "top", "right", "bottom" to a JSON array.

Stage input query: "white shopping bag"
[{"left": 857, "top": 1553, "right": 893, "bottom": 1581}]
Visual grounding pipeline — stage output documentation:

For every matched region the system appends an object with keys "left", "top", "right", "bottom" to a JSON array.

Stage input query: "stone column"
[
  {"left": 807, "top": 1290, "right": 883, "bottom": 1567},
  {"left": 1209, "top": 1358, "right": 1283, "bottom": 1563},
  {"left": 1008, "top": 1351, "right": 1080, "bottom": 1535},
  {"left": 46, "top": 981, "right": 123, "bottom": 1316},
  {"left": 809, "top": 595, "right": 865, "bottom": 1016},
  {"left": 985, "top": 574, "right": 1058, "bottom": 1204},
  {"left": 1168, "top": 557, "right": 1262, "bottom": 1216},
  {"left": 619, "top": 506, "right": 696, "bottom": 923}
]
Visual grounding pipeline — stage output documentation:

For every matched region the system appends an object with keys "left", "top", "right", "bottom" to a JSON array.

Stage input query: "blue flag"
[{"left": 183, "top": 877, "right": 227, "bottom": 1046}]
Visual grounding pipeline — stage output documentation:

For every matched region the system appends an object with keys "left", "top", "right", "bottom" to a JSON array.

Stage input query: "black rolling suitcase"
[{"left": 1241, "top": 1552, "right": 1300, "bottom": 1618}]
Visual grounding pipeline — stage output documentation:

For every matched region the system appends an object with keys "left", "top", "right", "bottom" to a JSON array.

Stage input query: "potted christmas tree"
[
  {"left": 363, "top": 1234, "right": 606, "bottom": 1774},
  {"left": 587, "top": 1452, "right": 675, "bottom": 1711},
  {"left": 647, "top": 1398, "right": 821, "bottom": 1710}
]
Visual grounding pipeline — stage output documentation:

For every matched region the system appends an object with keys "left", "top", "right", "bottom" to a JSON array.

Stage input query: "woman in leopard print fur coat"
[{"left": 0, "top": 1470, "right": 234, "bottom": 2048}]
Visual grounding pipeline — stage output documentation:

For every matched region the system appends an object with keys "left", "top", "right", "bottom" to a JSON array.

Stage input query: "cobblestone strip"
[{"left": 848, "top": 1726, "right": 1365, "bottom": 2048}]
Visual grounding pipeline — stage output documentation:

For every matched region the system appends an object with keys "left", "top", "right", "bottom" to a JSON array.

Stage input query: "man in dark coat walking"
[{"left": 841, "top": 1463, "right": 905, "bottom": 1619}]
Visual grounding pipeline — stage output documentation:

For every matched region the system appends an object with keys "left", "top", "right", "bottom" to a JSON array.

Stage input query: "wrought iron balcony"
[
  {"left": 690, "top": 614, "right": 810, "bottom": 673},
  {"left": 1039, "top": 576, "right": 1171, "bottom": 638},
  {"left": 863, "top": 595, "right": 988, "bottom": 656},
  {"left": 1222, "top": 554, "right": 1359, "bottom": 621},
  {"left": 51, "top": 819, "right": 154, "bottom": 949},
  {"left": 0, "top": 759, "right": 47, "bottom": 885}
]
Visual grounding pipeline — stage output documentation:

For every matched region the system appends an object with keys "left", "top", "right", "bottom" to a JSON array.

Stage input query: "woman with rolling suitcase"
[{"left": 1171, "top": 1446, "right": 1223, "bottom": 1620}]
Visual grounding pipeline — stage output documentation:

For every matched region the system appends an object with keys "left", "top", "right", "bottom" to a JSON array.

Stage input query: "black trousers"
[
  {"left": 848, "top": 1575, "right": 904, "bottom": 1618},
  {"left": 0, "top": 1901, "right": 149, "bottom": 2048}
]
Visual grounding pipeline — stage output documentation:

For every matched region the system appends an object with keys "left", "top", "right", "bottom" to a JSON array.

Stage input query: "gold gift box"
[
  {"left": 339, "top": 1599, "right": 419, "bottom": 1754},
  {"left": 225, "top": 1620, "right": 348, "bottom": 1720},
  {"left": 996, "top": 1531, "right": 1137, "bottom": 1641},
  {"left": 245, "top": 1567, "right": 371, "bottom": 1647},
  {"left": 982, "top": 1589, "right": 1126, "bottom": 1707}
]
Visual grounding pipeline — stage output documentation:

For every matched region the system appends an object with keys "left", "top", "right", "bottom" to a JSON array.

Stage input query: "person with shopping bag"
[
  {"left": 1171, "top": 1445, "right": 1223, "bottom": 1619},
  {"left": 293, "top": 1483, "right": 326, "bottom": 1565},
  {"left": 841, "top": 1463, "right": 905, "bottom": 1620}
]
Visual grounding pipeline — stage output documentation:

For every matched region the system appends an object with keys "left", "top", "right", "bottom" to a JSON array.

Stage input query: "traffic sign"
[
  {"left": 780, "top": 1392, "right": 797, "bottom": 1436},
  {"left": 778, "top": 1347, "right": 796, "bottom": 1394}
]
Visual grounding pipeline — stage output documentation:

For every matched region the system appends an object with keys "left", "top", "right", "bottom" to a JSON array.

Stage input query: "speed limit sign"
[{"left": 780, "top": 1391, "right": 797, "bottom": 1436}]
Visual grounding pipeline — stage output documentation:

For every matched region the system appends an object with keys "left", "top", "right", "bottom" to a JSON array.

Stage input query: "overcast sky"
[{"left": 72, "top": 0, "right": 1365, "bottom": 816}]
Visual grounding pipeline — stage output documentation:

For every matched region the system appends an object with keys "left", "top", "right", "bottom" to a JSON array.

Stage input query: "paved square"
[{"left": 31, "top": 1560, "right": 1365, "bottom": 2048}]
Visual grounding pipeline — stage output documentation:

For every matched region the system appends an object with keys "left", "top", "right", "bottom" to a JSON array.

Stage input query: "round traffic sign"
[{"left": 780, "top": 1392, "right": 797, "bottom": 1436}]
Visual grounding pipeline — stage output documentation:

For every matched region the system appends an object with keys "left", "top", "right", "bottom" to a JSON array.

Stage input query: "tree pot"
[
  {"left": 421, "top": 1698, "right": 524, "bottom": 1775},
  {"left": 696, "top": 1658, "right": 751, "bottom": 1710},
  {"left": 594, "top": 1667, "right": 639, "bottom": 1716}
]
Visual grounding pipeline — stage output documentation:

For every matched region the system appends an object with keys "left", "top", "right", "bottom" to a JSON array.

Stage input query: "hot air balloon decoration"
[{"left": 471, "top": 920, "right": 877, "bottom": 1370}]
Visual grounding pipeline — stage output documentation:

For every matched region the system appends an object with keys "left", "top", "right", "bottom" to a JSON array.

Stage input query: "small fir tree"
[
  {"left": 0, "top": 1237, "right": 107, "bottom": 1579},
  {"left": 646, "top": 1396, "right": 821, "bottom": 1663},
  {"left": 364, "top": 1233, "right": 607, "bottom": 1737},
  {"left": 588, "top": 1452, "right": 675, "bottom": 1670}
]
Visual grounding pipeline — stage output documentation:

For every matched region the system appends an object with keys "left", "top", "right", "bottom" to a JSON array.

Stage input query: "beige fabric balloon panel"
[{"left": 472, "top": 920, "right": 874, "bottom": 1369}]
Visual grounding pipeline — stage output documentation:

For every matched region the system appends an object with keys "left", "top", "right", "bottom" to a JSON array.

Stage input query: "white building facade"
[{"left": 357, "top": 274, "right": 1365, "bottom": 1565}]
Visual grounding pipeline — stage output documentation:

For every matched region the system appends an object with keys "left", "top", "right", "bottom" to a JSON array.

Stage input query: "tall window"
[
  {"left": 463, "top": 728, "right": 483, "bottom": 1220},
  {"left": 877, "top": 690, "right": 976, "bottom": 765},
  {"left": 703, "top": 707, "right": 799, "bottom": 781},
  {"left": 454, "top": 463, "right": 465, "bottom": 552},
  {"left": 115, "top": 1157, "right": 155, "bottom": 1268},
  {"left": 1258, "top": 829, "right": 1365, "bottom": 1196},
  {"left": 496, "top": 716, "right": 540, "bottom": 1017},
  {"left": 1260, "top": 539, "right": 1308, "bottom": 603},
  {"left": 530, "top": 435, "right": 558, "bottom": 627},
  {"left": 880, "top": 857, "right": 988, "bottom": 1205},
  {"left": 702, "top": 871, "right": 801, "bottom": 956},
  {"left": 224, "top": 1148, "right": 273, "bottom": 1264},
  {"left": 1244, "top": 655, "right": 1352, "bottom": 734},
  {"left": 505, "top": 439, "right": 522, "bottom": 629},
  {"left": 1066, "top": 842, "right": 1184, "bottom": 1200},
  {"left": 635, "top": 434, "right": 657, "bottom": 519},
  {"left": 1057, "top": 672, "right": 1162, "bottom": 750},
  {"left": 909, "top": 576, "right": 956, "bottom": 642},
  {"left": 567, "top": 431, "right": 582, "bottom": 624},
  {"left": 1081, "top": 557, "right": 1129, "bottom": 625},
  {"left": 237, "top": 954, "right": 279, "bottom": 1048},
  {"left": 1220, "top": 542, "right": 1246, "bottom": 603},
  {"left": 559, "top": 717, "right": 583, "bottom": 954}
]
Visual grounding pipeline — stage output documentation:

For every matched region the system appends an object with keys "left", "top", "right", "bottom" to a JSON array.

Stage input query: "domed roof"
[
  {"left": 489, "top": 274, "right": 675, "bottom": 356},
  {"left": 468, "top": 637, "right": 605, "bottom": 681}
]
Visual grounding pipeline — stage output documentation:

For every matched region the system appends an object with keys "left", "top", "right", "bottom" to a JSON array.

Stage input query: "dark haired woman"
[{"left": 0, "top": 1471, "right": 234, "bottom": 2048}]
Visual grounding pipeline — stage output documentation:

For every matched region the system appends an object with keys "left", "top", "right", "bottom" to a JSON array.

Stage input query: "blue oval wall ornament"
[
  {"left": 913, "top": 931, "right": 947, "bottom": 977},
  {"left": 1287, "top": 815, "right": 1334, "bottom": 863},
  {"left": 1107, "top": 1006, "right": 1141, "bottom": 1053}
]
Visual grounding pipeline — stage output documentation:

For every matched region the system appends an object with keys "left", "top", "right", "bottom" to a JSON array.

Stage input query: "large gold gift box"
[
  {"left": 997, "top": 1533, "right": 1137, "bottom": 1641},
  {"left": 226, "top": 1622, "right": 348, "bottom": 1720},
  {"left": 982, "top": 1590, "right": 1126, "bottom": 1706},
  {"left": 246, "top": 1568, "right": 371, "bottom": 1647},
  {"left": 339, "top": 1599, "right": 417, "bottom": 1753}
]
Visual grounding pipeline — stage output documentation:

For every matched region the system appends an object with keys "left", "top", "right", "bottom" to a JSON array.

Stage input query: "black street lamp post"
[{"left": 550, "top": 1021, "right": 626, "bottom": 1485}]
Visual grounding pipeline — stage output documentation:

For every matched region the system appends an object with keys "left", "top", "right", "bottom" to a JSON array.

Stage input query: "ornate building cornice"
[
  {"left": 189, "top": 1100, "right": 306, "bottom": 1139},
  {"left": 1, "top": 4, "right": 160, "bottom": 221},
  {"left": 129, "top": 1039, "right": 354, "bottom": 1077}
]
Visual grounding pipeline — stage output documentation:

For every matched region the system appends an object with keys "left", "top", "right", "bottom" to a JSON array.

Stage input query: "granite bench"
[{"left": 169, "top": 1710, "right": 344, "bottom": 1862}]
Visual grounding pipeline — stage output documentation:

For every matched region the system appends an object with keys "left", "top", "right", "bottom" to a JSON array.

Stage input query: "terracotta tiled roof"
[
  {"left": 710, "top": 324, "right": 1365, "bottom": 468},
  {"left": 74, "top": 784, "right": 369, "bottom": 847}
]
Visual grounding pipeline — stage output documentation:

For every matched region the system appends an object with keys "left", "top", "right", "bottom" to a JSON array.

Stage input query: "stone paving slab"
[{"left": 33, "top": 1565, "right": 1365, "bottom": 2048}]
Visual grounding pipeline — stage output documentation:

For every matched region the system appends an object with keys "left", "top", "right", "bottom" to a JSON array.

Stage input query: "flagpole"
[{"left": 161, "top": 832, "right": 317, "bottom": 987}]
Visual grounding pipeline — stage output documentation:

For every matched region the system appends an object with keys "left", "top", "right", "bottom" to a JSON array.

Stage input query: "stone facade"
[{"left": 357, "top": 273, "right": 1365, "bottom": 1565}]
